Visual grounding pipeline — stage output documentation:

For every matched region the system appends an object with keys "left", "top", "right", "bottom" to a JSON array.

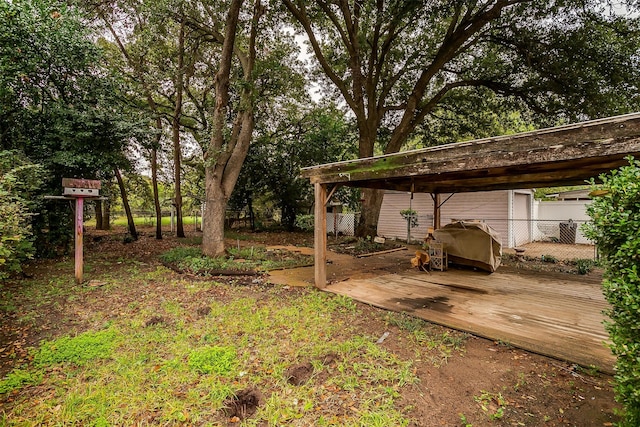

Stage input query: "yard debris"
[
  {"left": 376, "top": 331, "right": 390, "bottom": 344},
  {"left": 356, "top": 247, "right": 407, "bottom": 258},
  {"left": 87, "top": 280, "right": 106, "bottom": 288},
  {"left": 411, "top": 250, "right": 430, "bottom": 271}
]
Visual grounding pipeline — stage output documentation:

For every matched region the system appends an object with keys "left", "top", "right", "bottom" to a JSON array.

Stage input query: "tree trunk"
[
  {"left": 248, "top": 197, "right": 255, "bottom": 230},
  {"left": 202, "top": 170, "right": 228, "bottom": 256},
  {"left": 103, "top": 198, "right": 111, "bottom": 230},
  {"left": 354, "top": 129, "right": 383, "bottom": 238},
  {"left": 355, "top": 187, "right": 384, "bottom": 238},
  {"left": 151, "top": 146, "right": 162, "bottom": 239},
  {"left": 114, "top": 168, "right": 138, "bottom": 240},
  {"left": 202, "top": 0, "right": 255, "bottom": 258},
  {"left": 173, "top": 18, "right": 186, "bottom": 238},
  {"left": 94, "top": 199, "right": 104, "bottom": 230}
]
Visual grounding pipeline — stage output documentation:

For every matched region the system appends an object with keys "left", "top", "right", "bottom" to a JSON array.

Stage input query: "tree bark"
[
  {"left": 248, "top": 197, "right": 255, "bottom": 230},
  {"left": 354, "top": 127, "right": 383, "bottom": 237},
  {"left": 202, "top": 0, "right": 260, "bottom": 257},
  {"left": 103, "top": 198, "right": 111, "bottom": 230},
  {"left": 173, "top": 17, "right": 186, "bottom": 238},
  {"left": 355, "top": 187, "right": 385, "bottom": 238},
  {"left": 151, "top": 146, "right": 162, "bottom": 239},
  {"left": 94, "top": 199, "right": 104, "bottom": 230},
  {"left": 114, "top": 168, "right": 138, "bottom": 240},
  {"left": 202, "top": 170, "right": 228, "bottom": 256}
]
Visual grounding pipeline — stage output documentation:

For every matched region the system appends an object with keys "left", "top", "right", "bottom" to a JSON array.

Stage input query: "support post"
[
  {"left": 75, "top": 197, "right": 84, "bottom": 284},
  {"left": 314, "top": 183, "right": 327, "bottom": 288},
  {"left": 433, "top": 193, "right": 441, "bottom": 230}
]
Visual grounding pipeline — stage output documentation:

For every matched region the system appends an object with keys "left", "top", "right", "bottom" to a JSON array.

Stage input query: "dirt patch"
[
  {"left": 196, "top": 306, "right": 211, "bottom": 317},
  {"left": 144, "top": 316, "right": 166, "bottom": 327},
  {"left": 223, "top": 388, "right": 262, "bottom": 420},
  {"left": 328, "top": 236, "right": 404, "bottom": 256},
  {"left": 285, "top": 362, "right": 314, "bottom": 385}
]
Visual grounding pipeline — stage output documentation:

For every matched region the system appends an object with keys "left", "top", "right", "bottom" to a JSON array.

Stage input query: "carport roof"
[{"left": 301, "top": 112, "right": 640, "bottom": 193}]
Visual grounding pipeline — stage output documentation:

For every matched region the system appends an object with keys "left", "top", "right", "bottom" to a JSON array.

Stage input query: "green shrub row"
[{"left": 584, "top": 157, "right": 640, "bottom": 426}]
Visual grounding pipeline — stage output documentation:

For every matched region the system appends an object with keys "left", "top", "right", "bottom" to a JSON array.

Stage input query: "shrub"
[
  {"left": 540, "top": 254, "right": 557, "bottom": 263},
  {"left": 583, "top": 157, "right": 640, "bottom": 426},
  {"left": 0, "top": 151, "right": 42, "bottom": 279},
  {"left": 400, "top": 209, "right": 419, "bottom": 228},
  {"left": 294, "top": 214, "right": 315, "bottom": 231},
  {"left": 573, "top": 258, "right": 596, "bottom": 275}
]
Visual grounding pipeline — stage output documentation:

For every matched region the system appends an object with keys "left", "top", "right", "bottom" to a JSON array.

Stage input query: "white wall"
[
  {"left": 377, "top": 190, "right": 593, "bottom": 246},
  {"left": 377, "top": 190, "right": 514, "bottom": 246},
  {"left": 534, "top": 200, "right": 592, "bottom": 244},
  {"left": 377, "top": 192, "right": 434, "bottom": 241}
]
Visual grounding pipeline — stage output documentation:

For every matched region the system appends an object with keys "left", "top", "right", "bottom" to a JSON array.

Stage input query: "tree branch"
[{"left": 282, "top": 0, "right": 358, "bottom": 112}]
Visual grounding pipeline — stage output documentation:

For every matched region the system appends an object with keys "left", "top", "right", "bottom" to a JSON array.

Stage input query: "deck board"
[{"left": 325, "top": 269, "right": 614, "bottom": 373}]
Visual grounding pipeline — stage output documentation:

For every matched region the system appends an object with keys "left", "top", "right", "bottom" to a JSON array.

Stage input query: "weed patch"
[
  {"left": 385, "top": 312, "right": 467, "bottom": 366},
  {"left": 0, "top": 369, "right": 42, "bottom": 394},
  {"left": 34, "top": 328, "right": 120, "bottom": 367},
  {"left": 188, "top": 346, "right": 237, "bottom": 375},
  {"left": 159, "top": 245, "right": 313, "bottom": 275},
  {"left": 474, "top": 390, "right": 507, "bottom": 420}
]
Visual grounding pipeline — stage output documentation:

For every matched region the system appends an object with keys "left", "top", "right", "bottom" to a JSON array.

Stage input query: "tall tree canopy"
[
  {"left": 283, "top": 0, "right": 640, "bottom": 236},
  {"left": 1, "top": 0, "right": 139, "bottom": 255}
]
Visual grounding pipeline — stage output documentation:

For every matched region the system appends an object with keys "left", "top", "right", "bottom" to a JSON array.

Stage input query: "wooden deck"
[{"left": 325, "top": 268, "right": 614, "bottom": 373}]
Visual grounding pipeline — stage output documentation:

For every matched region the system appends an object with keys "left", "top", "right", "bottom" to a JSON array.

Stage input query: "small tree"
[{"left": 584, "top": 157, "right": 640, "bottom": 426}]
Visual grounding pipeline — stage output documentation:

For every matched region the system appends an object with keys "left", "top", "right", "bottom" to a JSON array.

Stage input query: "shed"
[{"left": 301, "top": 112, "right": 640, "bottom": 287}]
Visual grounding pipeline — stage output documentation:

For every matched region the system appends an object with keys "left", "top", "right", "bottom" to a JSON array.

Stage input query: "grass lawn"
[
  {"left": 0, "top": 229, "right": 620, "bottom": 426},
  {"left": 85, "top": 215, "right": 201, "bottom": 229},
  {"left": 0, "top": 234, "right": 430, "bottom": 426}
]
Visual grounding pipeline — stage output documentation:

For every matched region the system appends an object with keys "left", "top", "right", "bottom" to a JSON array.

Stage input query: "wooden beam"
[
  {"left": 303, "top": 146, "right": 638, "bottom": 194},
  {"left": 314, "top": 183, "right": 327, "bottom": 288},
  {"left": 305, "top": 137, "right": 640, "bottom": 186},
  {"left": 302, "top": 112, "right": 640, "bottom": 183}
]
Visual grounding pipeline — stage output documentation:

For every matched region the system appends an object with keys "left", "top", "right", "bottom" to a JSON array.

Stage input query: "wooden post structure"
[
  {"left": 61, "top": 178, "right": 101, "bottom": 284},
  {"left": 433, "top": 193, "right": 441, "bottom": 230},
  {"left": 314, "top": 183, "right": 327, "bottom": 288},
  {"left": 75, "top": 197, "right": 84, "bottom": 284}
]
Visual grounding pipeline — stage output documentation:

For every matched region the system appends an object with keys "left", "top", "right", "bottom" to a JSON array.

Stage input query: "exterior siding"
[
  {"left": 440, "top": 191, "right": 509, "bottom": 247},
  {"left": 377, "top": 192, "right": 434, "bottom": 241},
  {"left": 378, "top": 190, "right": 514, "bottom": 247}
]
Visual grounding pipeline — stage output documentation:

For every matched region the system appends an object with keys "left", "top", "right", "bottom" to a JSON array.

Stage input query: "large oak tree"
[{"left": 283, "top": 0, "right": 640, "bottom": 236}]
